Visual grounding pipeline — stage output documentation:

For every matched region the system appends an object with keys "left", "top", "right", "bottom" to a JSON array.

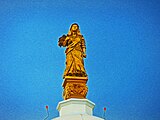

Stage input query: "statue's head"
[
  {"left": 68, "top": 23, "right": 81, "bottom": 35},
  {"left": 70, "top": 23, "right": 79, "bottom": 31}
]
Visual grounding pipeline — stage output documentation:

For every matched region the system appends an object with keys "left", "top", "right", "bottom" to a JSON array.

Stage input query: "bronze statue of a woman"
[{"left": 58, "top": 23, "right": 87, "bottom": 78}]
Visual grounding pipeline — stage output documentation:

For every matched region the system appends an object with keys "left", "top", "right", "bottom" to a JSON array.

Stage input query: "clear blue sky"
[{"left": 0, "top": 0, "right": 160, "bottom": 120}]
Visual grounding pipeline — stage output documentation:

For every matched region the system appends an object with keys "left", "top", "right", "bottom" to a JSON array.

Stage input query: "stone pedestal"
[
  {"left": 57, "top": 98, "right": 94, "bottom": 116},
  {"left": 52, "top": 98, "right": 104, "bottom": 120},
  {"left": 52, "top": 76, "right": 104, "bottom": 120},
  {"left": 62, "top": 76, "right": 88, "bottom": 100}
]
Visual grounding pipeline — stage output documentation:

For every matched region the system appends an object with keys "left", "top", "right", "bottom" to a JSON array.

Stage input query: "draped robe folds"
[{"left": 63, "top": 35, "right": 87, "bottom": 78}]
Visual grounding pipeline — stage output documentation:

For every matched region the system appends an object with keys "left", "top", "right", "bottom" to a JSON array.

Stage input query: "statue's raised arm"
[{"left": 58, "top": 23, "right": 87, "bottom": 78}]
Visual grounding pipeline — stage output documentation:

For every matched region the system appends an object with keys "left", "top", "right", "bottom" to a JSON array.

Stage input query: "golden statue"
[
  {"left": 58, "top": 23, "right": 88, "bottom": 100},
  {"left": 58, "top": 23, "right": 87, "bottom": 78}
]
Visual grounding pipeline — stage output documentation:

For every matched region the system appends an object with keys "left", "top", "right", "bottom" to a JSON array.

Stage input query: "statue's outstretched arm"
[{"left": 63, "top": 36, "right": 69, "bottom": 47}]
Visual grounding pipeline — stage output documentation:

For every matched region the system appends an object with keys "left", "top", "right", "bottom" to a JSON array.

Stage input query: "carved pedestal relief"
[{"left": 63, "top": 76, "right": 88, "bottom": 100}]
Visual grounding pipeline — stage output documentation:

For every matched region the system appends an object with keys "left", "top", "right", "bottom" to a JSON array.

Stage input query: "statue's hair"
[{"left": 68, "top": 23, "right": 81, "bottom": 36}]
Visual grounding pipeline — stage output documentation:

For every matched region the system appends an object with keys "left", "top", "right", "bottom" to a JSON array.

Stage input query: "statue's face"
[{"left": 71, "top": 24, "right": 78, "bottom": 31}]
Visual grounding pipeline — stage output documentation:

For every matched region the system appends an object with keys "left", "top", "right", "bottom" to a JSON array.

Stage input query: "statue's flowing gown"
[{"left": 63, "top": 35, "right": 87, "bottom": 78}]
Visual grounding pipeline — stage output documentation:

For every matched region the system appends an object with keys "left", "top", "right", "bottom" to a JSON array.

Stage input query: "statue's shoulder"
[
  {"left": 77, "top": 35, "right": 83, "bottom": 39},
  {"left": 66, "top": 34, "right": 73, "bottom": 38},
  {"left": 65, "top": 35, "right": 70, "bottom": 39}
]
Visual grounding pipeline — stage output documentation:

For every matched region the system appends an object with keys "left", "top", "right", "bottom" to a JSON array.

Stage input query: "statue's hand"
[{"left": 83, "top": 54, "right": 86, "bottom": 58}]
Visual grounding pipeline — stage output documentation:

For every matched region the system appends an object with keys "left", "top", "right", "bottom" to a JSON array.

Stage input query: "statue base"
[
  {"left": 62, "top": 76, "right": 88, "bottom": 100},
  {"left": 52, "top": 98, "right": 104, "bottom": 120}
]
